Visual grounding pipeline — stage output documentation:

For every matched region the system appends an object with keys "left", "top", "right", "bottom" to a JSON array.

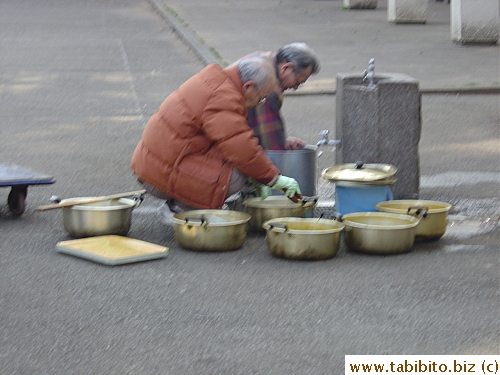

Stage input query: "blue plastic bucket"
[{"left": 335, "top": 185, "right": 393, "bottom": 215}]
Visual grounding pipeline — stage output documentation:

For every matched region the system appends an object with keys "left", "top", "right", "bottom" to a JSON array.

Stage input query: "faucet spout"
[
  {"left": 363, "top": 58, "right": 376, "bottom": 87},
  {"left": 316, "top": 130, "right": 340, "bottom": 147},
  {"left": 316, "top": 139, "right": 340, "bottom": 147}
]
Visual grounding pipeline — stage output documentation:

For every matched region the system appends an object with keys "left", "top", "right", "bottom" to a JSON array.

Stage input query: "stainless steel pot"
[
  {"left": 376, "top": 200, "right": 452, "bottom": 241},
  {"left": 171, "top": 210, "right": 251, "bottom": 251},
  {"left": 242, "top": 196, "right": 317, "bottom": 232},
  {"left": 265, "top": 145, "right": 317, "bottom": 196},
  {"left": 62, "top": 197, "right": 142, "bottom": 238},
  {"left": 341, "top": 211, "right": 423, "bottom": 254},
  {"left": 263, "top": 217, "right": 344, "bottom": 260}
]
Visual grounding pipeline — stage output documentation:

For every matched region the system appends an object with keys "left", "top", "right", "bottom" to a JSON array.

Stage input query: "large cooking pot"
[
  {"left": 262, "top": 217, "right": 344, "bottom": 260},
  {"left": 376, "top": 200, "right": 452, "bottom": 241},
  {"left": 265, "top": 145, "right": 317, "bottom": 196},
  {"left": 242, "top": 196, "right": 317, "bottom": 232},
  {"left": 341, "top": 211, "right": 424, "bottom": 254},
  {"left": 171, "top": 210, "right": 251, "bottom": 251},
  {"left": 62, "top": 197, "right": 142, "bottom": 238}
]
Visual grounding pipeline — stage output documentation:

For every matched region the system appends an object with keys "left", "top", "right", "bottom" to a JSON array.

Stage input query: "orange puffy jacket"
[{"left": 131, "top": 64, "right": 279, "bottom": 209}]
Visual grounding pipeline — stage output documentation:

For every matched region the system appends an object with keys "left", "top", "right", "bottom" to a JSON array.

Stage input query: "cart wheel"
[{"left": 8, "top": 186, "right": 27, "bottom": 216}]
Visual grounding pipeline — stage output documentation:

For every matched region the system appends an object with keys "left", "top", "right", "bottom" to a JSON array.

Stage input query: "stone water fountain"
[{"left": 334, "top": 59, "right": 422, "bottom": 199}]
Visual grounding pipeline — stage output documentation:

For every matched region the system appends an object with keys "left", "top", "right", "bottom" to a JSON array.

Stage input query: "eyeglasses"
[{"left": 294, "top": 74, "right": 306, "bottom": 89}]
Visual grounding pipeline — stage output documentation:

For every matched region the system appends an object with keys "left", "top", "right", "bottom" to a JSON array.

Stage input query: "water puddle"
[
  {"left": 444, "top": 215, "right": 496, "bottom": 240},
  {"left": 443, "top": 244, "right": 484, "bottom": 253},
  {"left": 421, "top": 171, "right": 499, "bottom": 188}
]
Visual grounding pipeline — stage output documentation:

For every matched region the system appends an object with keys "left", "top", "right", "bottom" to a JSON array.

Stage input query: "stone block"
[
  {"left": 343, "top": 0, "right": 377, "bottom": 9},
  {"left": 388, "top": 0, "right": 428, "bottom": 24},
  {"left": 335, "top": 73, "right": 421, "bottom": 198},
  {"left": 451, "top": 0, "right": 499, "bottom": 44}
]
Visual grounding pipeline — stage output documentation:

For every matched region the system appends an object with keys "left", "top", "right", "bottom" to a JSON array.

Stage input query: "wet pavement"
[{"left": 0, "top": 0, "right": 498, "bottom": 374}]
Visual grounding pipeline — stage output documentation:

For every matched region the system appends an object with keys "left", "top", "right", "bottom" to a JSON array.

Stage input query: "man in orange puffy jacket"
[{"left": 131, "top": 57, "right": 302, "bottom": 216}]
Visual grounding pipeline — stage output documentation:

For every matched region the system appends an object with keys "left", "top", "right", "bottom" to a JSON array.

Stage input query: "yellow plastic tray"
[{"left": 56, "top": 235, "right": 169, "bottom": 265}]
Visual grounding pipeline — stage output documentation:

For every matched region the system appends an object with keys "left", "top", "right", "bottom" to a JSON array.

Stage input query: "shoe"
[
  {"left": 223, "top": 191, "right": 247, "bottom": 210},
  {"left": 158, "top": 202, "right": 180, "bottom": 225}
]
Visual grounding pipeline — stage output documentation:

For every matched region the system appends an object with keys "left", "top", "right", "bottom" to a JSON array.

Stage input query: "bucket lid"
[{"left": 322, "top": 161, "right": 397, "bottom": 183}]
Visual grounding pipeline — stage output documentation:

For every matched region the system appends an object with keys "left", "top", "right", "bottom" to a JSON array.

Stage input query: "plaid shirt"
[
  {"left": 243, "top": 52, "right": 288, "bottom": 150},
  {"left": 247, "top": 88, "right": 286, "bottom": 150}
]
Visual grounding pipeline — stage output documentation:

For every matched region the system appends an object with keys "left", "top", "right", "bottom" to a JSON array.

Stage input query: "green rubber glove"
[
  {"left": 254, "top": 183, "right": 271, "bottom": 199},
  {"left": 271, "top": 175, "right": 302, "bottom": 199},
  {"left": 246, "top": 178, "right": 271, "bottom": 199}
]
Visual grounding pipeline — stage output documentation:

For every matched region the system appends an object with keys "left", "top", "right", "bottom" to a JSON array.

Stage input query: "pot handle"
[
  {"left": 184, "top": 215, "right": 209, "bottom": 227},
  {"left": 300, "top": 195, "right": 319, "bottom": 205},
  {"left": 407, "top": 206, "right": 428, "bottom": 219},
  {"left": 132, "top": 193, "right": 145, "bottom": 208},
  {"left": 268, "top": 222, "right": 288, "bottom": 233},
  {"left": 332, "top": 211, "right": 343, "bottom": 222},
  {"left": 282, "top": 190, "right": 303, "bottom": 203}
]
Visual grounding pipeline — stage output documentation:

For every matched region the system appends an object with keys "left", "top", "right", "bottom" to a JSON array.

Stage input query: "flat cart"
[{"left": 0, "top": 164, "right": 55, "bottom": 215}]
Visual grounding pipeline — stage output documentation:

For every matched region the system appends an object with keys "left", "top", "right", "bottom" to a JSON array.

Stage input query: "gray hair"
[
  {"left": 237, "top": 57, "right": 275, "bottom": 90},
  {"left": 276, "top": 42, "right": 320, "bottom": 75}
]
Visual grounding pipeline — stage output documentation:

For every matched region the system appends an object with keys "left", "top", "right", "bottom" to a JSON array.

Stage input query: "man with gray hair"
[
  {"left": 131, "top": 57, "right": 302, "bottom": 215},
  {"left": 242, "top": 43, "right": 320, "bottom": 150}
]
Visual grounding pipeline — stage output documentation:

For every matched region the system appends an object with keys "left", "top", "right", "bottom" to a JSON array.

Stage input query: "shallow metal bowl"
[
  {"left": 62, "top": 198, "right": 139, "bottom": 238},
  {"left": 341, "top": 212, "right": 421, "bottom": 254},
  {"left": 263, "top": 217, "right": 344, "bottom": 260},
  {"left": 172, "top": 210, "right": 251, "bottom": 251},
  {"left": 376, "top": 200, "right": 452, "bottom": 241},
  {"left": 242, "top": 196, "right": 316, "bottom": 232}
]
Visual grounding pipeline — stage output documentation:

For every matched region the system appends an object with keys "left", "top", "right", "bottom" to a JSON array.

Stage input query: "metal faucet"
[
  {"left": 316, "top": 130, "right": 340, "bottom": 157},
  {"left": 316, "top": 130, "right": 340, "bottom": 147},
  {"left": 362, "top": 58, "right": 376, "bottom": 87}
]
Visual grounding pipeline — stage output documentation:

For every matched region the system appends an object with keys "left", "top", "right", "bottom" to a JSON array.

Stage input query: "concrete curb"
[
  {"left": 147, "top": 0, "right": 500, "bottom": 96},
  {"left": 147, "top": 0, "right": 225, "bottom": 66},
  {"left": 284, "top": 87, "right": 500, "bottom": 96}
]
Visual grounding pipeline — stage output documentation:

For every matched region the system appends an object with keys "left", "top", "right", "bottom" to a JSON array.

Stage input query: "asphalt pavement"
[{"left": 0, "top": 0, "right": 498, "bottom": 374}]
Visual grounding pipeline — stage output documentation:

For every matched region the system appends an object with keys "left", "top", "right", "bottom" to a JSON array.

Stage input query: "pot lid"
[{"left": 321, "top": 161, "right": 397, "bottom": 182}]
